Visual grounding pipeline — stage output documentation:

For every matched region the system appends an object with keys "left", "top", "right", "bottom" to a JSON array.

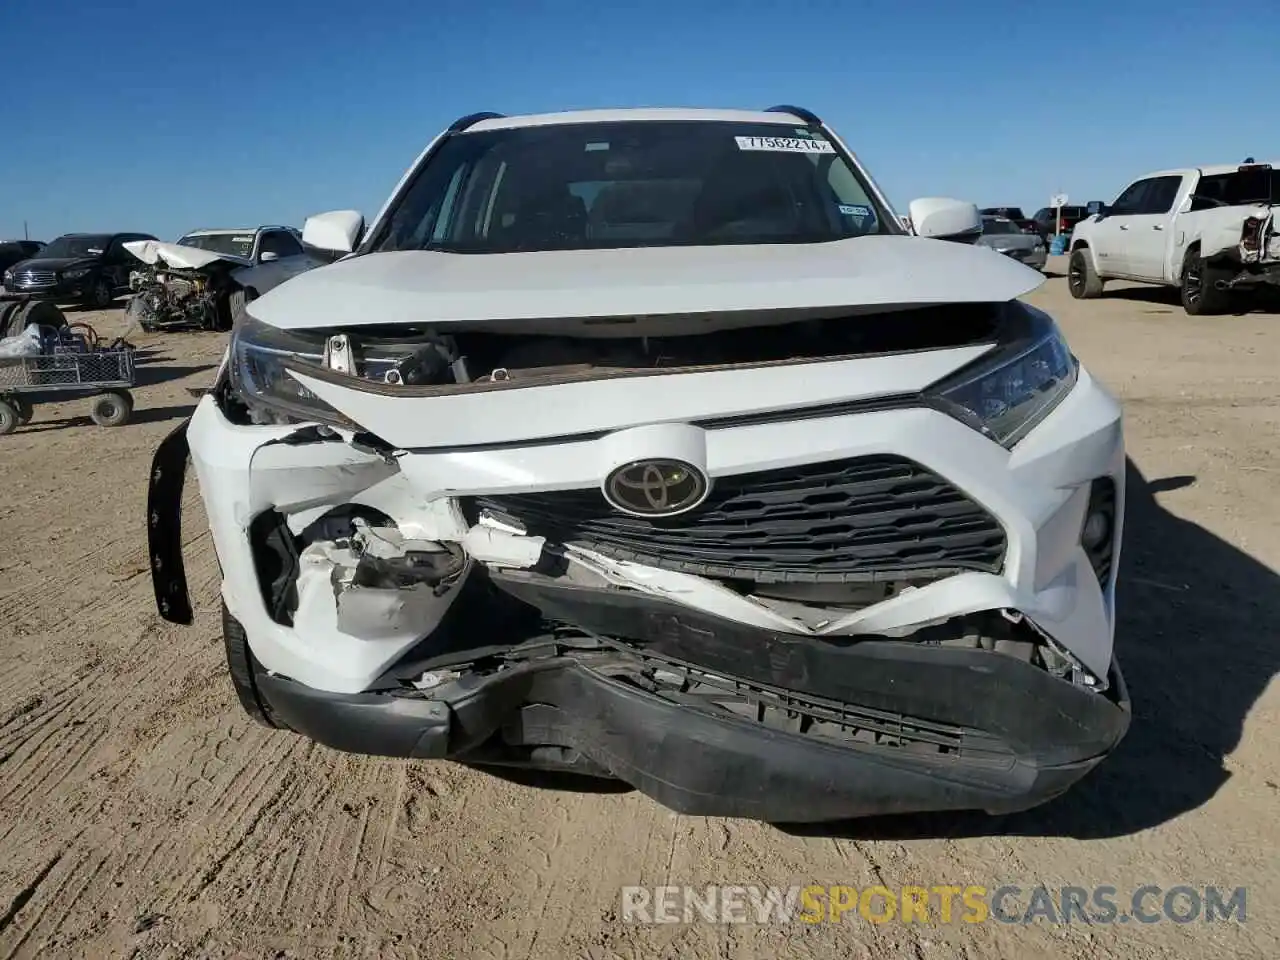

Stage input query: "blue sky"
[{"left": 1, "top": 0, "right": 1271, "bottom": 241}]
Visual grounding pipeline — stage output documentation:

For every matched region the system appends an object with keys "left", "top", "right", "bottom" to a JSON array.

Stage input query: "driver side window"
[{"left": 1110, "top": 179, "right": 1151, "bottom": 216}]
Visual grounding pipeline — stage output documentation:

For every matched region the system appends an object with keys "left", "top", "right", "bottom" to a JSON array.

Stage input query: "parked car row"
[
  {"left": 1, "top": 225, "right": 328, "bottom": 330},
  {"left": 2, "top": 232, "right": 156, "bottom": 308},
  {"left": 980, "top": 205, "right": 1098, "bottom": 242}
]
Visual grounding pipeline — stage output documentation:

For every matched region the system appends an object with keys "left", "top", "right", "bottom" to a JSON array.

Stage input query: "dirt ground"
[{"left": 1, "top": 258, "right": 1277, "bottom": 959}]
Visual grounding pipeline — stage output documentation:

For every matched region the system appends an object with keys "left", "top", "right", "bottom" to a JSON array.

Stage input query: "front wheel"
[
  {"left": 85, "top": 276, "right": 115, "bottom": 310},
  {"left": 1067, "top": 248, "right": 1104, "bottom": 299},
  {"left": 1180, "top": 249, "right": 1232, "bottom": 316}
]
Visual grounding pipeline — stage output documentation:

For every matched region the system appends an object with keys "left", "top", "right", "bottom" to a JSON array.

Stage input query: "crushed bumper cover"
[{"left": 251, "top": 617, "right": 1131, "bottom": 822}]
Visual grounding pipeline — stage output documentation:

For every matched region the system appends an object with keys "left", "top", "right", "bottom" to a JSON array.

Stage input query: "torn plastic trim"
[{"left": 544, "top": 544, "right": 1113, "bottom": 681}]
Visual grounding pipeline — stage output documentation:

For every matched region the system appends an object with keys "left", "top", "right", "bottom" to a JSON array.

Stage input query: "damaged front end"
[
  {"left": 148, "top": 289, "right": 1130, "bottom": 822},
  {"left": 125, "top": 240, "right": 245, "bottom": 332}
]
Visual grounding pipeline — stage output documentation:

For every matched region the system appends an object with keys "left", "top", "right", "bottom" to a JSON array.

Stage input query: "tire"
[
  {"left": 85, "top": 276, "right": 114, "bottom": 310},
  {"left": 223, "top": 288, "right": 247, "bottom": 330},
  {"left": 89, "top": 389, "right": 133, "bottom": 427},
  {"left": 11, "top": 395, "right": 33, "bottom": 425},
  {"left": 1067, "top": 248, "right": 1104, "bottom": 299},
  {"left": 222, "top": 602, "right": 277, "bottom": 728},
  {"left": 1180, "top": 248, "right": 1232, "bottom": 316},
  {"left": 13, "top": 299, "right": 67, "bottom": 333},
  {"left": 0, "top": 399, "right": 18, "bottom": 436},
  {"left": 0, "top": 303, "right": 22, "bottom": 338}
]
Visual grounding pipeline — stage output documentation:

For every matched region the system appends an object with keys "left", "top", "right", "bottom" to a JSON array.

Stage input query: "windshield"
[
  {"left": 178, "top": 232, "right": 255, "bottom": 258},
  {"left": 981, "top": 218, "right": 1021, "bottom": 235},
  {"left": 38, "top": 235, "right": 111, "bottom": 259},
  {"left": 370, "top": 120, "right": 895, "bottom": 253}
]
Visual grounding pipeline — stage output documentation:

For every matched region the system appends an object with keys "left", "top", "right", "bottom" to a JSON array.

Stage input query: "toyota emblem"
[{"left": 603, "top": 459, "right": 710, "bottom": 517}]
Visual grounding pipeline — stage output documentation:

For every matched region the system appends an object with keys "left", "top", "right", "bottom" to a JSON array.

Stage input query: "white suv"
[{"left": 148, "top": 106, "right": 1129, "bottom": 823}]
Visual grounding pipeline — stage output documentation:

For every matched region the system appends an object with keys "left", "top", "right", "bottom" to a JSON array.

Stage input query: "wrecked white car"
[
  {"left": 125, "top": 227, "right": 322, "bottom": 331},
  {"left": 149, "top": 106, "right": 1130, "bottom": 823},
  {"left": 1069, "top": 160, "right": 1280, "bottom": 315}
]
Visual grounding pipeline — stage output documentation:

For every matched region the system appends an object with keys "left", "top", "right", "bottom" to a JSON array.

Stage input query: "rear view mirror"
[
  {"left": 302, "top": 210, "right": 365, "bottom": 255},
  {"left": 258, "top": 251, "right": 279, "bottom": 263},
  {"left": 907, "top": 198, "right": 983, "bottom": 243}
]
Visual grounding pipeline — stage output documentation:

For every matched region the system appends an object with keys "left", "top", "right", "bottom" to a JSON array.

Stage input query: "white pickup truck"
[{"left": 1067, "top": 161, "right": 1280, "bottom": 315}]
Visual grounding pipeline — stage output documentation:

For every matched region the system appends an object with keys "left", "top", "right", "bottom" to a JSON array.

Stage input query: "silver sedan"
[{"left": 976, "top": 216, "right": 1047, "bottom": 270}]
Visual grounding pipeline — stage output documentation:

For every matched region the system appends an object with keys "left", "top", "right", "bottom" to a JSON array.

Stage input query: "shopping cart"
[{"left": 0, "top": 324, "right": 137, "bottom": 434}]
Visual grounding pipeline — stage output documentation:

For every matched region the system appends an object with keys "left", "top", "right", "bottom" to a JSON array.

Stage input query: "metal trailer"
[{"left": 0, "top": 322, "right": 137, "bottom": 435}]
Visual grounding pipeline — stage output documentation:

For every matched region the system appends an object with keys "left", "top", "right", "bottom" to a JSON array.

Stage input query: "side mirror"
[
  {"left": 301, "top": 210, "right": 365, "bottom": 255},
  {"left": 258, "top": 251, "right": 280, "bottom": 263},
  {"left": 907, "top": 198, "right": 983, "bottom": 243},
  {"left": 1087, "top": 201, "right": 1108, "bottom": 218}
]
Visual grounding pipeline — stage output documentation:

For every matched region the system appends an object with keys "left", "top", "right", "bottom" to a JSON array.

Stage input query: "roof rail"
[
  {"left": 448, "top": 112, "right": 505, "bottom": 132},
  {"left": 766, "top": 104, "right": 822, "bottom": 125}
]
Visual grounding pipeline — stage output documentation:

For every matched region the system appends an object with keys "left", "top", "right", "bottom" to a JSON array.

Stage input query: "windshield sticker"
[
  {"left": 839, "top": 204, "right": 876, "bottom": 229},
  {"left": 735, "top": 136, "right": 835, "bottom": 154},
  {"left": 232, "top": 235, "right": 254, "bottom": 243},
  {"left": 87, "top": 248, "right": 104, "bottom": 255},
  {"left": 585, "top": 141, "right": 610, "bottom": 152}
]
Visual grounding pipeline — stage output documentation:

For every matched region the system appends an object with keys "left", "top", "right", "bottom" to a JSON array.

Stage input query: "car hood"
[
  {"left": 8, "top": 257, "right": 98, "bottom": 273},
  {"left": 124, "top": 239, "right": 251, "bottom": 271},
  {"left": 248, "top": 235, "right": 1046, "bottom": 331}
]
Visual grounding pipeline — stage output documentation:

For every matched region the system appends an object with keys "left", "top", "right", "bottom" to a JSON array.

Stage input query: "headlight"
[
  {"left": 926, "top": 309, "right": 1078, "bottom": 448},
  {"left": 64, "top": 267, "right": 91, "bottom": 280},
  {"left": 2, "top": 269, "right": 12, "bottom": 286},
  {"left": 228, "top": 314, "right": 455, "bottom": 426},
  {"left": 228, "top": 315, "right": 346, "bottom": 425}
]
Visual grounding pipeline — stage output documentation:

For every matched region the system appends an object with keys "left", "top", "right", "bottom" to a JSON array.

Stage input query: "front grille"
[
  {"left": 473, "top": 455, "right": 1006, "bottom": 583},
  {"left": 16, "top": 270, "right": 56, "bottom": 285}
]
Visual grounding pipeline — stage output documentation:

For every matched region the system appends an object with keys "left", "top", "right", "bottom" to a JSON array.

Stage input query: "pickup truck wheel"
[
  {"left": 1180, "top": 250, "right": 1232, "bottom": 315},
  {"left": 222, "top": 602, "right": 277, "bottom": 728},
  {"left": 1068, "top": 248, "right": 1104, "bottom": 299}
]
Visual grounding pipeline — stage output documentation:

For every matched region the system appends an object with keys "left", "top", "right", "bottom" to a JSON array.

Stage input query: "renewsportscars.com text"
[{"left": 620, "top": 884, "right": 1247, "bottom": 925}]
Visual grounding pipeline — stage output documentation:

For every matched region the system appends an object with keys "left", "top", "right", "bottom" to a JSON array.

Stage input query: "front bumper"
[
  {"left": 148, "top": 353, "right": 1128, "bottom": 819},
  {"left": 2, "top": 281, "right": 84, "bottom": 300},
  {"left": 1223, "top": 260, "right": 1280, "bottom": 290},
  {"left": 249, "top": 612, "right": 1130, "bottom": 821}
]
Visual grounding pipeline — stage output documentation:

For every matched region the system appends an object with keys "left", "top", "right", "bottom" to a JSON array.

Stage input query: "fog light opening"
[{"left": 1081, "top": 477, "right": 1117, "bottom": 584}]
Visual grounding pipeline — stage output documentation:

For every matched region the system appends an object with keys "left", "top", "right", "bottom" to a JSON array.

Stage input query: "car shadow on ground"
[
  {"left": 134, "top": 363, "right": 217, "bottom": 388},
  {"left": 18, "top": 403, "right": 197, "bottom": 433},
  {"left": 777, "top": 456, "right": 1280, "bottom": 841},
  {"left": 1101, "top": 285, "right": 1280, "bottom": 315}
]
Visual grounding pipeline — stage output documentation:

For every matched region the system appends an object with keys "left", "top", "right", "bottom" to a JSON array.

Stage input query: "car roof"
[
  {"left": 467, "top": 107, "right": 809, "bottom": 132},
  {"left": 183, "top": 226, "right": 292, "bottom": 236},
  {"left": 1126, "top": 161, "right": 1279, "bottom": 181}
]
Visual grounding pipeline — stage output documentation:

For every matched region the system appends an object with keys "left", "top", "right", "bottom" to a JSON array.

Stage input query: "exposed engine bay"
[
  {"left": 223, "top": 300, "right": 1012, "bottom": 425},
  {"left": 128, "top": 265, "right": 239, "bottom": 331},
  {"left": 124, "top": 239, "right": 251, "bottom": 332}
]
